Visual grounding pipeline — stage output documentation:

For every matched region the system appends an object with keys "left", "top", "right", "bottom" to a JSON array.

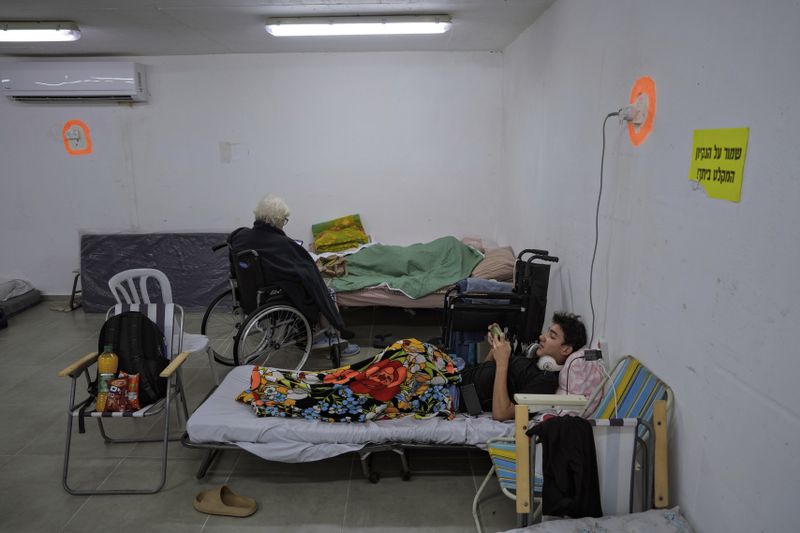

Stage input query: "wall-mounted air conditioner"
[{"left": 0, "top": 61, "right": 148, "bottom": 102}]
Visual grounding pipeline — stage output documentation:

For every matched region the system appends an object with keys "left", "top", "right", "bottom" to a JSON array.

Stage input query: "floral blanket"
[{"left": 236, "top": 339, "right": 461, "bottom": 422}]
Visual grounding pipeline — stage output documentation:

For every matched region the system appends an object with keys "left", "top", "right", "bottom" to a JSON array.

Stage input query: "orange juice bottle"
[{"left": 96, "top": 344, "right": 119, "bottom": 412}]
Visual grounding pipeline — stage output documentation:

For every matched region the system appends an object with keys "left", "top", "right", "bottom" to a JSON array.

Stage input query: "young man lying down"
[
  {"left": 236, "top": 313, "right": 594, "bottom": 423},
  {"left": 459, "top": 312, "right": 591, "bottom": 421}
]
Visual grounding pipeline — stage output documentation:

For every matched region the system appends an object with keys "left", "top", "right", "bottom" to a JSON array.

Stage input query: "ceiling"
[{"left": 0, "top": 0, "right": 554, "bottom": 57}]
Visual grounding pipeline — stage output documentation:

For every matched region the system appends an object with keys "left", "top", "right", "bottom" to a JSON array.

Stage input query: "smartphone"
[{"left": 460, "top": 383, "right": 483, "bottom": 416}]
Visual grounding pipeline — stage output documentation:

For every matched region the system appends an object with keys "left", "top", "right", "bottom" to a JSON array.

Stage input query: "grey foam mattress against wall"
[{"left": 80, "top": 233, "right": 229, "bottom": 312}]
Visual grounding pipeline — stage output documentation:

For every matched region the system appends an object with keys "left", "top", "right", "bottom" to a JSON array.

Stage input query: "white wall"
[
  {"left": 502, "top": 1, "right": 800, "bottom": 531},
  {"left": 0, "top": 52, "right": 504, "bottom": 293}
]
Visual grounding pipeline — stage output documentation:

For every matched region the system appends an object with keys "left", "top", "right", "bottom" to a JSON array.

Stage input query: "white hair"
[{"left": 253, "top": 195, "right": 290, "bottom": 228}]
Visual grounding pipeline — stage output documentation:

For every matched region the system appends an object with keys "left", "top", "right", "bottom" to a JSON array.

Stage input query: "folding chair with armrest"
[
  {"left": 59, "top": 302, "right": 191, "bottom": 495},
  {"left": 472, "top": 355, "right": 673, "bottom": 532}
]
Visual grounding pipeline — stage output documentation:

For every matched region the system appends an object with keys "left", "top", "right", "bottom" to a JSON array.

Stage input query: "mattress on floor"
[
  {"left": 187, "top": 365, "right": 513, "bottom": 463},
  {"left": 0, "top": 288, "right": 42, "bottom": 316}
]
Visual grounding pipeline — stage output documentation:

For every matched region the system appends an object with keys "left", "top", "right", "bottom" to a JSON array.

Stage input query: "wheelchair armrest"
[
  {"left": 517, "top": 248, "right": 550, "bottom": 260},
  {"left": 58, "top": 351, "right": 100, "bottom": 378},
  {"left": 160, "top": 351, "right": 191, "bottom": 378},
  {"left": 526, "top": 254, "right": 559, "bottom": 264},
  {"left": 513, "top": 393, "right": 588, "bottom": 412}
]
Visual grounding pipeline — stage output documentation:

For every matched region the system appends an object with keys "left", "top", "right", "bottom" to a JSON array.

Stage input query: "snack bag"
[
  {"left": 106, "top": 378, "right": 129, "bottom": 412},
  {"left": 120, "top": 371, "right": 141, "bottom": 410}
]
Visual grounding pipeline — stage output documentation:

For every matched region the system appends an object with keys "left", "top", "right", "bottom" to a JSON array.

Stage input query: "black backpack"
[{"left": 97, "top": 311, "right": 169, "bottom": 406}]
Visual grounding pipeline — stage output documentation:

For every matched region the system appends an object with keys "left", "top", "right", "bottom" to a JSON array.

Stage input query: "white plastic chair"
[{"left": 108, "top": 268, "right": 218, "bottom": 384}]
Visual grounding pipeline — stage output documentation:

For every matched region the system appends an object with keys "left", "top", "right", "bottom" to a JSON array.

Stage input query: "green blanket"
[{"left": 329, "top": 236, "right": 483, "bottom": 299}]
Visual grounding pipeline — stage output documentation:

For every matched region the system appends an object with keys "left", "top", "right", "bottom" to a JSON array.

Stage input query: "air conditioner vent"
[
  {"left": 11, "top": 95, "right": 138, "bottom": 103},
  {"left": 0, "top": 61, "right": 148, "bottom": 103}
]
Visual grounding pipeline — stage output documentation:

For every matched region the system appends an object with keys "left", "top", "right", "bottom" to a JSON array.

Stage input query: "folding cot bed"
[
  {"left": 184, "top": 363, "right": 515, "bottom": 481},
  {"left": 184, "top": 353, "right": 671, "bottom": 512}
]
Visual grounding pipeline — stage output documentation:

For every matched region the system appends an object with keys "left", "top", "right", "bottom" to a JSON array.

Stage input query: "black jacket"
[
  {"left": 229, "top": 221, "right": 346, "bottom": 331},
  {"left": 529, "top": 415, "right": 603, "bottom": 518}
]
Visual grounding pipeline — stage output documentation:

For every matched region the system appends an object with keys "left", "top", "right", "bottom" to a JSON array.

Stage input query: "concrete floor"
[{"left": 0, "top": 302, "right": 519, "bottom": 533}]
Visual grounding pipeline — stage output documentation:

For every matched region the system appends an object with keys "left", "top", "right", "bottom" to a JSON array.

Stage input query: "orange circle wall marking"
[
  {"left": 628, "top": 76, "right": 656, "bottom": 147},
  {"left": 62, "top": 119, "right": 93, "bottom": 156}
]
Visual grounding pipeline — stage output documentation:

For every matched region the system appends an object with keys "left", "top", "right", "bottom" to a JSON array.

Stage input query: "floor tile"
[
  {"left": 202, "top": 457, "right": 352, "bottom": 530},
  {"left": 0, "top": 364, "right": 41, "bottom": 404},
  {"left": 62, "top": 457, "right": 211, "bottom": 533},
  {"left": 471, "top": 477, "right": 520, "bottom": 533},
  {"left": 0, "top": 454, "right": 13, "bottom": 469},
  {"left": 4, "top": 330, "right": 91, "bottom": 366},
  {"left": 0, "top": 399, "right": 68, "bottom": 455},
  {"left": 0, "top": 455, "right": 115, "bottom": 533},
  {"left": 22, "top": 412, "right": 144, "bottom": 459},
  {"left": 344, "top": 468, "right": 478, "bottom": 530}
]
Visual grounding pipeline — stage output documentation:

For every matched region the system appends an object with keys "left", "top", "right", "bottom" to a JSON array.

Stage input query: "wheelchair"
[
  {"left": 441, "top": 249, "right": 558, "bottom": 355},
  {"left": 201, "top": 242, "right": 340, "bottom": 370}
]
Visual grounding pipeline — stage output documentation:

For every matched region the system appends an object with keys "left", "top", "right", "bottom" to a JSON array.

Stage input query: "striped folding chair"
[
  {"left": 582, "top": 355, "right": 673, "bottom": 511},
  {"left": 59, "top": 303, "right": 191, "bottom": 495},
  {"left": 472, "top": 355, "right": 672, "bottom": 532}
]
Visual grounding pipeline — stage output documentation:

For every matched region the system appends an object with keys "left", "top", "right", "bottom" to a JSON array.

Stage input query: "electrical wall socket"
[
  {"left": 584, "top": 349, "right": 603, "bottom": 361},
  {"left": 597, "top": 338, "right": 610, "bottom": 359},
  {"left": 630, "top": 94, "right": 648, "bottom": 125}
]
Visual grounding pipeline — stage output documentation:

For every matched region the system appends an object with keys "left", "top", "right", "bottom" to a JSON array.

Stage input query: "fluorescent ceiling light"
[
  {"left": 0, "top": 21, "right": 81, "bottom": 42},
  {"left": 266, "top": 15, "right": 451, "bottom": 37}
]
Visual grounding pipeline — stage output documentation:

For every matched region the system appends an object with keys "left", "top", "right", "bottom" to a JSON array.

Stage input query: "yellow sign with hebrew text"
[{"left": 688, "top": 128, "right": 748, "bottom": 202}]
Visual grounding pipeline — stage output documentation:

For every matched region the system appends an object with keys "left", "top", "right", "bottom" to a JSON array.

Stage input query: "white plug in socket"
[
  {"left": 619, "top": 94, "right": 648, "bottom": 126},
  {"left": 619, "top": 105, "right": 637, "bottom": 122}
]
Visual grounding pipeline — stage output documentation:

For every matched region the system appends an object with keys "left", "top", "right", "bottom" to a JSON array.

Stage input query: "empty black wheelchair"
[{"left": 441, "top": 249, "right": 559, "bottom": 354}]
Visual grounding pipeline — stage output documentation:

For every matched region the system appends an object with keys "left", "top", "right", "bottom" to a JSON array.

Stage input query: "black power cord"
[{"left": 589, "top": 112, "right": 620, "bottom": 348}]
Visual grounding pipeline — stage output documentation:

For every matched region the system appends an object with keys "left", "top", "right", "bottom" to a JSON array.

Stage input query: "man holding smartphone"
[{"left": 458, "top": 312, "right": 587, "bottom": 421}]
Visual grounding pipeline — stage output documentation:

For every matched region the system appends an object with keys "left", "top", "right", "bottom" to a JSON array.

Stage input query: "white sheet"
[{"left": 187, "top": 365, "right": 513, "bottom": 463}]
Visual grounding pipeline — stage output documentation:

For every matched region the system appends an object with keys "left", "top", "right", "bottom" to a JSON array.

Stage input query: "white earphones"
[{"left": 525, "top": 343, "right": 564, "bottom": 372}]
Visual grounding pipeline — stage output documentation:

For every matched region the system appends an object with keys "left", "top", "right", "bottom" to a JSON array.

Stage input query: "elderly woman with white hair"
[{"left": 229, "top": 195, "right": 357, "bottom": 355}]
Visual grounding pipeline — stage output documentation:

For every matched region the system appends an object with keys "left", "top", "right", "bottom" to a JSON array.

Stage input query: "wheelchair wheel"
[
  {"left": 233, "top": 304, "right": 312, "bottom": 369},
  {"left": 201, "top": 290, "right": 242, "bottom": 366}
]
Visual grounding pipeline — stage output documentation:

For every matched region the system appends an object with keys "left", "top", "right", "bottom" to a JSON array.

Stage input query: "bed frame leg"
[
  {"left": 196, "top": 449, "right": 221, "bottom": 479},
  {"left": 392, "top": 446, "right": 411, "bottom": 481},
  {"left": 359, "top": 450, "right": 380, "bottom": 483}
]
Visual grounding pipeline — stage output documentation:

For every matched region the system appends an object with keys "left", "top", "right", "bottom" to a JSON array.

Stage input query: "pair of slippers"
[{"left": 193, "top": 485, "right": 257, "bottom": 518}]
